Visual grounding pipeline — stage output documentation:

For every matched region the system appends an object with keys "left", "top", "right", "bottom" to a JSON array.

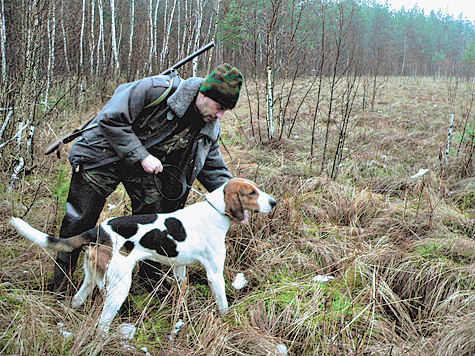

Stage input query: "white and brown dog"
[{"left": 10, "top": 178, "right": 277, "bottom": 332}]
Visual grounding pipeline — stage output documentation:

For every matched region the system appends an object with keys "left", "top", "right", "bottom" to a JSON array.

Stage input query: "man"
[{"left": 51, "top": 63, "right": 243, "bottom": 293}]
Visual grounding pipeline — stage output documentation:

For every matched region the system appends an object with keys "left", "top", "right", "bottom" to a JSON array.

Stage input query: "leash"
[{"left": 152, "top": 164, "right": 224, "bottom": 215}]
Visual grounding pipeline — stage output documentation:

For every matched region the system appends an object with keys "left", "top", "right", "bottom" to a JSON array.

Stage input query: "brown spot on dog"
[{"left": 88, "top": 244, "right": 112, "bottom": 276}]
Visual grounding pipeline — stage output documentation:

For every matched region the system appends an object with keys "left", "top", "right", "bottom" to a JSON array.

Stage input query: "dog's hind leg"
[
  {"left": 71, "top": 254, "right": 95, "bottom": 308},
  {"left": 172, "top": 265, "right": 186, "bottom": 285},
  {"left": 97, "top": 257, "right": 134, "bottom": 333},
  {"left": 72, "top": 245, "right": 110, "bottom": 308}
]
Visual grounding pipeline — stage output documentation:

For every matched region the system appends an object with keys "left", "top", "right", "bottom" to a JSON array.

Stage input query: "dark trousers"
[{"left": 51, "top": 168, "right": 177, "bottom": 293}]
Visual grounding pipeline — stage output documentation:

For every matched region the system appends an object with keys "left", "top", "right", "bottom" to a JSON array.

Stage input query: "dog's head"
[{"left": 223, "top": 178, "right": 277, "bottom": 223}]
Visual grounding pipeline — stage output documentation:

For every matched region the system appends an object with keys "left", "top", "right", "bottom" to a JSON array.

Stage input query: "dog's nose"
[{"left": 269, "top": 197, "right": 277, "bottom": 209}]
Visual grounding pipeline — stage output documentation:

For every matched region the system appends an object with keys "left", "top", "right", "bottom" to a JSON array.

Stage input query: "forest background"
[{"left": 1, "top": 0, "right": 475, "bottom": 355}]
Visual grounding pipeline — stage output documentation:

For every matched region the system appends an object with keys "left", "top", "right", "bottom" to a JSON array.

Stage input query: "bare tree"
[
  {"left": 0, "top": 0, "right": 7, "bottom": 84},
  {"left": 146, "top": 0, "right": 157, "bottom": 75},
  {"left": 160, "top": 0, "right": 179, "bottom": 69},
  {"left": 110, "top": 0, "right": 120, "bottom": 74},
  {"left": 320, "top": 2, "right": 357, "bottom": 173},
  {"left": 79, "top": 0, "right": 86, "bottom": 71},
  {"left": 89, "top": 0, "right": 96, "bottom": 77},
  {"left": 97, "top": 0, "right": 106, "bottom": 74},
  {"left": 44, "top": 0, "right": 56, "bottom": 105},
  {"left": 60, "top": 0, "right": 70, "bottom": 73},
  {"left": 127, "top": 0, "right": 135, "bottom": 80}
]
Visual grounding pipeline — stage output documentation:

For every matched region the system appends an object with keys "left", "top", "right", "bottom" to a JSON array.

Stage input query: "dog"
[{"left": 10, "top": 178, "right": 277, "bottom": 332}]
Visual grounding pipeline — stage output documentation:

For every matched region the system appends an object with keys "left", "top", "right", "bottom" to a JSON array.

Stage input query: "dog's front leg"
[{"left": 203, "top": 259, "right": 228, "bottom": 315}]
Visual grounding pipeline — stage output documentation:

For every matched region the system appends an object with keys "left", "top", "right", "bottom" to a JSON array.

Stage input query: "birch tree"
[
  {"left": 207, "top": 0, "right": 221, "bottom": 73},
  {"left": 0, "top": 0, "right": 7, "bottom": 84},
  {"left": 44, "top": 1, "right": 56, "bottom": 105},
  {"left": 160, "top": 0, "right": 179, "bottom": 68},
  {"left": 79, "top": 0, "right": 86, "bottom": 71},
  {"left": 127, "top": 0, "right": 135, "bottom": 80},
  {"left": 110, "top": 0, "right": 120, "bottom": 74},
  {"left": 147, "top": 0, "right": 157, "bottom": 75},
  {"left": 192, "top": 0, "right": 204, "bottom": 52},
  {"left": 89, "top": 0, "right": 96, "bottom": 77},
  {"left": 60, "top": 0, "right": 70, "bottom": 73},
  {"left": 97, "top": 0, "right": 106, "bottom": 74}
]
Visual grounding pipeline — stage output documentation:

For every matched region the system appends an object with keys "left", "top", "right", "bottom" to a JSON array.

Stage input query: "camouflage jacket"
[{"left": 68, "top": 73, "right": 232, "bottom": 193}]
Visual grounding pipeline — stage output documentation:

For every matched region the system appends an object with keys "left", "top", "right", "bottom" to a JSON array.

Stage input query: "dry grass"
[{"left": 1, "top": 76, "right": 475, "bottom": 355}]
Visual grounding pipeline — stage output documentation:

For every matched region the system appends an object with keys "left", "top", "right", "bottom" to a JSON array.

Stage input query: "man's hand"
[{"left": 141, "top": 154, "right": 163, "bottom": 174}]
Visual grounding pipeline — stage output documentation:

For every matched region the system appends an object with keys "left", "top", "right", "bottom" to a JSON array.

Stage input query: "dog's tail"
[{"left": 10, "top": 217, "right": 92, "bottom": 252}]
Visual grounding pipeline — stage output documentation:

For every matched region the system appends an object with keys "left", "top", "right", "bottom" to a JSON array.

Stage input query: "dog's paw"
[{"left": 71, "top": 295, "right": 85, "bottom": 308}]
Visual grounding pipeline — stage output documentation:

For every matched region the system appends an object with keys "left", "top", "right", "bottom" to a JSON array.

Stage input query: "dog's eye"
[{"left": 249, "top": 190, "right": 257, "bottom": 196}]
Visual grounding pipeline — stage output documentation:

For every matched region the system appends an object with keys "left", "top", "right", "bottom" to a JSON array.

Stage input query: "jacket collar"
[{"left": 167, "top": 77, "right": 220, "bottom": 142}]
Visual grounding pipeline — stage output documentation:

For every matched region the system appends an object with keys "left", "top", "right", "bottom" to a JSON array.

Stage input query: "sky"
[{"left": 379, "top": 0, "right": 475, "bottom": 22}]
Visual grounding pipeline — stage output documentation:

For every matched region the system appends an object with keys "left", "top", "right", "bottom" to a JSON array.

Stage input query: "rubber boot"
[{"left": 49, "top": 170, "right": 106, "bottom": 294}]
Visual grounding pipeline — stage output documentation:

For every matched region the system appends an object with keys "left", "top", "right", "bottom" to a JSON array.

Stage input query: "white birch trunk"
[
  {"left": 193, "top": 58, "right": 198, "bottom": 76},
  {"left": 0, "top": 108, "right": 13, "bottom": 142},
  {"left": 147, "top": 0, "right": 154, "bottom": 74},
  {"left": 0, "top": 119, "right": 30, "bottom": 150},
  {"left": 152, "top": 0, "right": 160, "bottom": 69},
  {"left": 0, "top": 0, "right": 7, "bottom": 84},
  {"left": 179, "top": 0, "right": 188, "bottom": 58},
  {"left": 90, "top": 0, "right": 96, "bottom": 76},
  {"left": 177, "top": 0, "right": 182, "bottom": 57},
  {"left": 10, "top": 157, "right": 24, "bottom": 188},
  {"left": 60, "top": 0, "right": 70, "bottom": 73},
  {"left": 15, "top": 121, "right": 23, "bottom": 154},
  {"left": 192, "top": 0, "right": 203, "bottom": 52},
  {"left": 25, "top": 125, "right": 35, "bottom": 159},
  {"left": 445, "top": 113, "right": 455, "bottom": 165},
  {"left": 44, "top": 1, "right": 56, "bottom": 105},
  {"left": 10, "top": 122, "right": 25, "bottom": 188},
  {"left": 127, "top": 0, "right": 134, "bottom": 78},
  {"left": 79, "top": 0, "right": 86, "bottom": 69},
  {"left": 97, "top": 0, "right": 106, "bottom": 73},
  {"left": 160, "top": 0, "right": 179, "bottom": 67},
  {"left": 207, "top": 0, "right": 221, "bottom": 73},
  {"left": 110, "top": 0, "right": 120, "bottom": 73}
]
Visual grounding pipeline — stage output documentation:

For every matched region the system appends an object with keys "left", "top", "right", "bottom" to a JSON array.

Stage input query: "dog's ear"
[{"left": 224, "top": 181, "right": 245, "bottom": 221}]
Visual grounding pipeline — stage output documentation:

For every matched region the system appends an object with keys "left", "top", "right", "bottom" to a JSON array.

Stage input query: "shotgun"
[{"left": 45, "top": 41, "right": 215, "bottom": 156}]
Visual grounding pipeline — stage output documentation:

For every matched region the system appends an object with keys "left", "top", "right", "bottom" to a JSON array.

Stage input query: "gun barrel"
[{"left": 160, "top": 41, "right": 215, "bottom": 76}]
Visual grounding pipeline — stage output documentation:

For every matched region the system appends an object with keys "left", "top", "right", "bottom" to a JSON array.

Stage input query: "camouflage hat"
[{"left": 200, "top": 63, "right": 243, "bottom": 109}]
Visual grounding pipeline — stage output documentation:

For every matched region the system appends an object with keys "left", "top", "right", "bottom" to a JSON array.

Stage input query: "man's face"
[{"left": 195, "top": 92, "right": 227, "bottom": 123}]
